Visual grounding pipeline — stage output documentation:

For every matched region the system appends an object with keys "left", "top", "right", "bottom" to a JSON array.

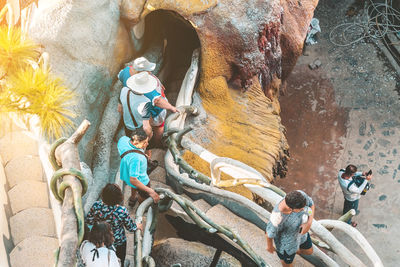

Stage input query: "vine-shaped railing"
[
  {"left": 161, "top": 105, "right": 384, "bottom": 267},
  {"left": 133, "top": 188, "right": 268, "bottom": 267},
  {"left": 48, "top": 120, "right": 90, "bottom": 266}
]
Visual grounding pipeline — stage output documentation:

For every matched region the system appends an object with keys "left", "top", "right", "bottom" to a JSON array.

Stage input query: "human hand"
[
  {"left": 300, "top": 222, "right": 311, "bottom": 235},
  {"left": 171, "top": 106, "right": 180, "bottom": 113},
  {"left": 149, "top": 190, "right": 160, "bottom": 203},
  {"left": 136, "top": 223, "right": 143, "bottom": 231},
  {"left": 266, "top": 245, "right": 275, "bottom": 254},
  {"left": 366, "top": 174, "right": 373, "bottom": 181}
]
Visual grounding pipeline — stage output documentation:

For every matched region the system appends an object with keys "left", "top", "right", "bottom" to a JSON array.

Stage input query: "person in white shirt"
[
  {"left": 80, "top": 221, "right": 120, "bottom": 267},
  {"left": 337, "top": 164, "right": 372, "bottom": 227}
]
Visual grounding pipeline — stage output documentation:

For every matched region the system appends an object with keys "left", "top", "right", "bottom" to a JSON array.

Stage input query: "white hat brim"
[{"left": 126, "top": 73, "right": 158, "bottom": 94}]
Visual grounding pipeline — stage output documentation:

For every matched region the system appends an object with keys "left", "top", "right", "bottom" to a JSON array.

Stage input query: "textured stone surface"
[
  {"left": 29, "top": 0, "right": 133, "bottom": 164},
  {"left": 151, "top": 238, "right": 240, "bottom": 267},
  {"left": 193, "top": 199, "right": 212, "bottom": 213},
  {"left": 280, "top": 0, "right": 319, "bottom": 81},
  {"left": 5, "top": 155, "right": 43, "bottom": 188},
  {"left": 8, "top": 181, "right": 49, "bottom": 214},
  {"left": 149, "top": 148, "right": 166, "bottom": 168},
  {"left": 149, "top": 166, "right": 166, "bottom": 184},
  {"left": 27, "top": 0, "right": 318, "bottom": 189},
  {"left": 10, "top": 208, "right": 56, "bottom": 246},
  {"left": 10, "top": 235, "right": 58, "bottom": 267},
  {"left": 0, "top": 131, "right": 38, "bottom": 165}
]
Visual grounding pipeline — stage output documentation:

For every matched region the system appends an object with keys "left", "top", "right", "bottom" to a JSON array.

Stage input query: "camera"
[
  {"left": 361, "top": 170, "right": 372, "bottom": 195},
  {"left": 349, "top": 169, "right": 372, "bottom": 195}
]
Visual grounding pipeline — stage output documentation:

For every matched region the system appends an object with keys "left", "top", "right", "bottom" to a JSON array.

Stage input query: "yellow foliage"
[
  {"left": 0, "top": 16, "right": 76, "bottom": 140},
  {"left": 2, "top": 67, "right": 76, "bottom": 139},
  {"left": 0, "top": 26, "right": 39, "bottom": 76}
]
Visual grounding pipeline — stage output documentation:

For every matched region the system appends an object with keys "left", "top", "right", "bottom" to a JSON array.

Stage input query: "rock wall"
[
  {"left": 28, "top": 0, "right": 318, "bottom": 185},
  {"left": 29, "top": 0, "right": 134, "bottom": 164}
]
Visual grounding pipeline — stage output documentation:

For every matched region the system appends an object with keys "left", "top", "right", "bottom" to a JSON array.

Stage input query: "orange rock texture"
[{"left": 123, "top": 0, "right": 319, "bottom": 182}]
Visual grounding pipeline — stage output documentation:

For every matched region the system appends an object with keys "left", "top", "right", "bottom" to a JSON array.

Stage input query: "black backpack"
[{"left": 340, "top": 169, "right": 370, "bottom": 195}]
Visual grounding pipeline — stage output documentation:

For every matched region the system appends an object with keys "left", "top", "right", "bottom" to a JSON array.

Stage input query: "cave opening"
[{"left": 138, "top": 10, "right": 201, "bottom": 105}]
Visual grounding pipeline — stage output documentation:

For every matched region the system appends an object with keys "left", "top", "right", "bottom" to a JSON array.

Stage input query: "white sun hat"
[
  {"left": 126, "top": 71, "right": 158, "bottom": 94},
  {"left": 132, "top": 57, "right": 156, "bottom": 72}
]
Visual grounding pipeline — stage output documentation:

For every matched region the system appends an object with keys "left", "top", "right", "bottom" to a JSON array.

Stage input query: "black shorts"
[{"left": 276, "top": 233, "right": 312, "bottom": 264}]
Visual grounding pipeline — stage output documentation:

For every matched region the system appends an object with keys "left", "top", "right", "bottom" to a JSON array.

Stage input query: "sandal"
[
  {"left": 147, "top": 159, "right": 159, "bottom": 174},
  {"left": 351, "top": 221, "right": 358, "bottom": 227}
]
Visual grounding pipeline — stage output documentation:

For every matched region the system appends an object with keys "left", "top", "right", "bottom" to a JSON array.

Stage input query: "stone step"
[
  {"left": 8, "top": 180, "right": 49, "bottom": 214},
  {"left": 151, "top": 238, "right": 241, "bottom": 267},
  {"left": 5, "top": 155, "right": 43, "bottom": 188},
  {"left": 10, "top": 207, "right": 56, "bottom": 246},
  {"left": 205, "top": 204, "right": 312, "bottom": 267},
  {"left": 10, "top": 235, "right": 58, "bottom": 267},
  {"left": 193, "top": 199, "right": 212, "bottom": 213},
  {"left": 149, "top": 148, "right": 166, "bottom": 168},
  {"left": 0, "top": 131, "right": 38, "bottom": 166},
  {"left": 149, "top": 166, "right": 166, "bottom": 184}
]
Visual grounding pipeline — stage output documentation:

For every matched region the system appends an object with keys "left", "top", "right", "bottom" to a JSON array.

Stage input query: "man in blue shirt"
[
  {"left": 117, "top": 128, "right": 160, "bottom": 205},
  {"left": 117, "top": 57, "right": 178, "bottom": 147}
]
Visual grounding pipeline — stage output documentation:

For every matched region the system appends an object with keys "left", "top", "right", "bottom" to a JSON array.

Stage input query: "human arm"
[
  {"left": 361, "top": 171, "right": 373, "bottom": 180},
  {"left": 129, "top": 177, "right": 160, "bottom": 203},
  {"left": 300, "top": 204, "right": 315, "bottom": 235},
  {"left": 85, "top": 202, "right": 99, "bottom": 226},
  {"left": 265, "top": 218, "right": 278, "bottom": 253},
  {"left": 118, "top": 103, "right": 122, "bottom": 114},
  {"left": 153, "top": 97, "right": 178, "bottom": 113},
  {"left": 142, "top": 119, "right": 153, "bottom": 140},
  {"left": 348, "top": 179, "right": 369, "bottom": 194},
  {"left": 266, "top": 233, "right": 275, "bottom": 253},
  {"left": 120, "top": 206, "right": 142, "bottom": 232}
]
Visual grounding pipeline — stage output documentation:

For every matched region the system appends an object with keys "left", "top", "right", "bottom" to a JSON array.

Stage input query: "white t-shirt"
[{"left": 80, "top": 241, "right": 120, "bottom": 267}]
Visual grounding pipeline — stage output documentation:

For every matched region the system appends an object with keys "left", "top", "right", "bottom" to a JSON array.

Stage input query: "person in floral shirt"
[{"left": 86, "top": 184, "right": 142, "bottom": 266}]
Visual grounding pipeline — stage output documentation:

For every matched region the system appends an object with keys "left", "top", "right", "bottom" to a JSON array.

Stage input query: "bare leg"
[
  {"left": 298, "top": 247, "right": 313, "bottom": 255},
  {"left": 142, "top": 120, "right": 153, "bottom": 140},
  {"left": 152, "top": 124, "right": 164, "bottom": 148}
]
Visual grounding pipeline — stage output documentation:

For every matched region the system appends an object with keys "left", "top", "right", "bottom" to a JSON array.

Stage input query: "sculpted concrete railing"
[
  {"left": 33, "top": 47, "right": 382, "bottom": 266},
  {"left": 160, "top": 49, "right": 384, "bottom": 267}
]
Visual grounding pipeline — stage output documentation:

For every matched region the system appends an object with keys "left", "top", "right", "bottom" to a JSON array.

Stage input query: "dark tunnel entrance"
[{"left": 138, "top": 10, "right": 201, "bottom": 105}]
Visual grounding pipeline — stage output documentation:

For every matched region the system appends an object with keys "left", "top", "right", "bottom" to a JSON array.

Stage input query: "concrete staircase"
[
  {"left": 123, "top": 148, "right": 312, "bottom": 267},
  {"left": 0, "top": 125, "right": 58, "bottom": 267}
]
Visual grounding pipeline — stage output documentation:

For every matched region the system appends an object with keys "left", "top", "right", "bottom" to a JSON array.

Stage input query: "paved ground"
[{"left": 276, "top": 0, "right": 400, "bottom": 266}]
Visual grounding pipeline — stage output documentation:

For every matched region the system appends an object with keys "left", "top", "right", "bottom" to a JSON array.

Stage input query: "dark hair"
[
  {"left": 285, "top": 191, "right": 306, "bottom": 210},
  {"left": 131, "top": 127, "right": 148, "bottom": 142},
  {"left": 89, "top": 221, "right": 114, "bottom": 247},
  {"left": 345, "top": 164, "right": 357, "bottom": 176},
  {"left": 101, "top": 183, "right": 123, "bottom": 206}
]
